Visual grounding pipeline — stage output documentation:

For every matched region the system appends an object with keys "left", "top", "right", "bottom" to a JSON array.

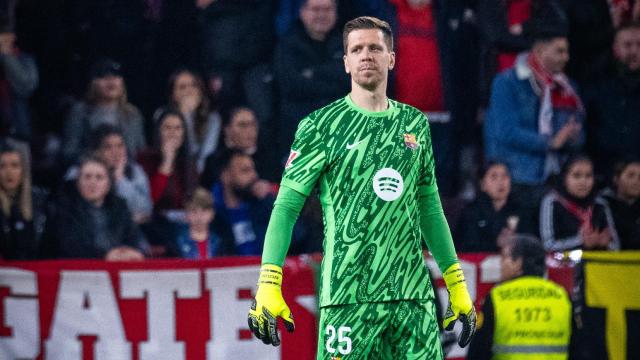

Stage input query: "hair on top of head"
[
  {"left": 342, "top": 16, "right": 393, "bottom": 53},
  {"left": 477, "top": 160, "right": 510, "bottom": 181},
  {"left": 185, "top": 187, "right": 214, "bottom": 210},
  {"left": 508, "top": 234, "right": 546, "bottom": 277}
]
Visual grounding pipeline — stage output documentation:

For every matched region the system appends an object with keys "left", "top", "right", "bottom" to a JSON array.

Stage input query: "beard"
[{"left": 232, "top": 183, "right": 257, "bottom": 202}]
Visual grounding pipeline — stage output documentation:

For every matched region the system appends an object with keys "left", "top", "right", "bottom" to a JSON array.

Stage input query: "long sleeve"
[
  {"left": 0, "top": 53, "right": 38, "bottom": 97},
  {"left": 419, "top": 187, "right": 458, "bottom": 273},
  {"left": 62, "top": 103, "right": 88, "bottom": 164},
  {"left": 488, "top": 75, "right": 550, "bottom": 154},
  {"left": 539, "top": 193, "right": 583, "bottom": 251},
  {"left": 115, "top": 164, "right": 153, "bottom": 218},
  {"left": 261, "top": 184, "right": 307, "bottom": 266}
]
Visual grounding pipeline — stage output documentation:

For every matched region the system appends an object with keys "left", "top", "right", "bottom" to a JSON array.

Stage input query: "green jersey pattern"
[{"left": 282, "top": 95, "right": 438, "bottom": 307}]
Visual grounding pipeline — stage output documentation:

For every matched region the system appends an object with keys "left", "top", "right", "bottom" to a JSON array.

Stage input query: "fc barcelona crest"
[{"left": 404, "top": 133, "right": 419, "bottom": 150}]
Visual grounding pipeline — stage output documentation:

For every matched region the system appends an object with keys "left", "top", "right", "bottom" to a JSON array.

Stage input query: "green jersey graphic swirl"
[{"left": 282, "top": 95, "right": 437, "bottom": 307}]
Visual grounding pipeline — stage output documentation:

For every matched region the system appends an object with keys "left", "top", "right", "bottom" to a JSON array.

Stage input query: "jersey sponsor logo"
[
  {"left": 372, "top": 168, "right": 404, "bottom": 201},
  {"left": 346, "top": 140, "right": 364, "bottom": 150},
  {"left": 285, "top": 150, "right": 300, "bottom": 168},
  {"left": 404, "top": 133, "right": 419, "bottom": 150}
]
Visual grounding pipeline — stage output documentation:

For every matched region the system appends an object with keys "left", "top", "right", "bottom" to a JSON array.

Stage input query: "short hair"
[
  {"left": 509, "top": 235, "right": 546, "bottom": 277},
  {"left": 185, "top": 187, "right": 214, "bottom": 210},
  {"left": 218, "top": 149, "right": 251, "bottom": 172},
  {"left": 343, "top": 16, "right": 393, "bottom": 53}
]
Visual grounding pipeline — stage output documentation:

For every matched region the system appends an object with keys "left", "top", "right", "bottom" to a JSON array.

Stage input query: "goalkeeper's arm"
[
  {"left": 419, "top": 187, "right": 476, "bottom": 347},
  {"left": 248, "top": 185, "right": 306, "bottom": 346}
]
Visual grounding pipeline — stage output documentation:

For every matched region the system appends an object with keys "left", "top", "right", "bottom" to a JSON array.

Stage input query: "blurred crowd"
[{"left": 0, "top": 0, "right": 639, "bottom": 261}]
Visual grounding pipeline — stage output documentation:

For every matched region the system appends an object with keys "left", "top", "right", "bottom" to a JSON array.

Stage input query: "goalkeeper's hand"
[
  {"left": 248, "top": 264, "right": 295, "bottom": 346},
  {"left": 442, "top": 263, "right": 476, "bottom": 348}
]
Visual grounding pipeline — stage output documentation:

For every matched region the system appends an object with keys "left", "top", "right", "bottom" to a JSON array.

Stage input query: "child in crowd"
[
  {"left": 456, "top": 161, "right": 527, "bottom": 252},
  {"left": 599, "top": 159, "right": 640, "bottom": 250},
  {"left": 176, "top": 187, "right": 220, "bottom": 259},
  {"left": 539, "top": 155, "right": 619, "bottom": 251}
]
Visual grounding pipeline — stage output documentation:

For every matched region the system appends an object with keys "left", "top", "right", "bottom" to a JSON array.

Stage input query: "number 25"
[{"left": 325, "top": 325, "right": 352, "bottom": 355}]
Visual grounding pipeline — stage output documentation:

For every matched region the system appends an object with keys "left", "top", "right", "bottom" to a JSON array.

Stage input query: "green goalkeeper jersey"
[{"left": 282, "top": 95, "right": 438, "bottom": 307}]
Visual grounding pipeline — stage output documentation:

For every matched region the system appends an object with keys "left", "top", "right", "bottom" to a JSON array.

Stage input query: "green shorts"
[{"left": 316, "top": 299, "right": 443, "bottom": 360}]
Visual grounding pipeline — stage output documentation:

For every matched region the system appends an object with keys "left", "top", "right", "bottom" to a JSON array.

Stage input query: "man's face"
[
  {"left": 300, "top": 0, "right": 337, "bottom": 39},
  {"left": 614, "top": 28, "right": 640, "bottom": 72},
  {"left": 500, "top": 245, "right": 522, "bottom": 282},
  {"left": 226, "top": 155, "right": 258, "bottom": 192},
  {"left": 343, "top": 29, "right": 395, "bottom": 91},
  {"left": 535, "top": 37, "right": 570, "bottom": 74}
]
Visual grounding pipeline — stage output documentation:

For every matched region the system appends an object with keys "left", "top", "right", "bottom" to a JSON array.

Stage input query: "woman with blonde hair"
[
  {"left": 0, "top": 141, "right": 48, "bottom": 259},
  {"left": 62, "top": 59, "right": 146, "bottom": 165}
]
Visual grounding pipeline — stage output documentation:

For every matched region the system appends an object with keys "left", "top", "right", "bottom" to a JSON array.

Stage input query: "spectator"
[
  {"left": 562, "top": 0, "right": 623, "bottom": 86},
  {"left": 176, "top": 187, "right": 222, "bottom": 259},
  {"left": 273, "top": 0, "right": 349, "bottom": 161},
  {"left": 390, "top": 0, "right": 478, "bottom": 196},
  {"left": 600, "top": 159, "right": 640, "bottom": 250},
  {"left": 476, "top": 0, "right": 566, "bottom": 104},
  {"left": 196, "top": 0, "right": 275, "bottom": 110},
  {"left": 539, "top": 155, "right": 619, "bottom": 251},
  {"left": 62, "top": 59, "right": 146, "bottom": 165},
  {"left": 43, "top": 155, "right": 147, "bottom": 260},
  {"left": 200, "top": 106, "right": 277, "bottom": 187},
  {"left": 139, "top": 109, "right": 197, "bottom": 212},
  {"left": 65, "top": 125, "right": 152, "bottom": 224},
  {"left": 484, "top": 23, "right": 585, "bottom": 209},
  {"left": 138, "top": 109, "right": 197, "bottom": 256},
  {"left": 0, "top": 16, "right": 38, "bottom": 143},
  {"left": 212, "top": 150, "right": 275, "bottom": 256},
  {"left": 468, "top": 234, "right": 572, "bottom": 360},
  {"left": 0, "top": 141, "right": 47, "bottom": 260},
  {"left": 456, "top": 161, "right": 528, "bottom": 253},
  {"left": 585, "top": 22, "right": 640, "bottom": 180},
  {"left": 154, "top": 69, "right": 222, "bottom": 172}
]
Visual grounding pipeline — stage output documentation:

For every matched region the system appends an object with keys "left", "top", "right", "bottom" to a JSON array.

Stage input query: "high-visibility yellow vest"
[{"left": 491, "top": 276, "right": 571, "bottom": 360}]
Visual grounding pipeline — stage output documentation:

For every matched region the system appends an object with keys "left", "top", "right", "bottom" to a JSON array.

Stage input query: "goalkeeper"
[{"left": 248, "top": 16, "right": 476, "bottom": 359}]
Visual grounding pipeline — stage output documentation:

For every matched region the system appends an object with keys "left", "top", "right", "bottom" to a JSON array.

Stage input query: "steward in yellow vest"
[{"left": 468, "top": 235, "right": 572, "bottom": 360}]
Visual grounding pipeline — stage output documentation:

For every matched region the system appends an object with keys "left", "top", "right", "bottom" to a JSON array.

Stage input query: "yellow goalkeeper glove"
[
  {"left": 442, "top": 263, "right": 477, "bottom": 348},
  {"left": 248, "top": 264, "right": 295, "bottom": 346}
]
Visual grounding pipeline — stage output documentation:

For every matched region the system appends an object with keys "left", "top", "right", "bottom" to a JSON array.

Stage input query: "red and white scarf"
[{"left": 527, "top": 53, "right": 583, "bottom": 136}]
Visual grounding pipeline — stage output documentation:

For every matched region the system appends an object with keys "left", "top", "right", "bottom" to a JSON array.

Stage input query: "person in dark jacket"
[
  {"left": 211, "top": 150, "right": 275, "bottom": 256},
  {"left": 539, "top": 155, "right": 618, "bottom": 251},
  {"left": 585, "top": 22, "right": 640, "bottom": 180},
  {"left": 272, "top": 0, "right": 349, "bottom": 161},
  {"left": 476, "top": 0, "right": 566, "bottom": 105},
  {"left": 0, "top": 18, "right": 38, "bottom": 142},
  {"left": 599, "top": 159, "right": 640, "bottom": 250},
  {"left": 43, "top": 155, "right": 147, "bottom": 260},
  {"left": 456, "top": 161, "right": 527, "bottom": 253},
  {"left": 0, "top": 141, "right": 47, "bottom": 260},
  {"left": 196, "top": 0, "right": 275, "bottom": 110}
]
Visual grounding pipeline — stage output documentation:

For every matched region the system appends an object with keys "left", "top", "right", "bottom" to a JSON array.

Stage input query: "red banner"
[{"left": 0, "top": 254, "right": 575, "bottom": 360}]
